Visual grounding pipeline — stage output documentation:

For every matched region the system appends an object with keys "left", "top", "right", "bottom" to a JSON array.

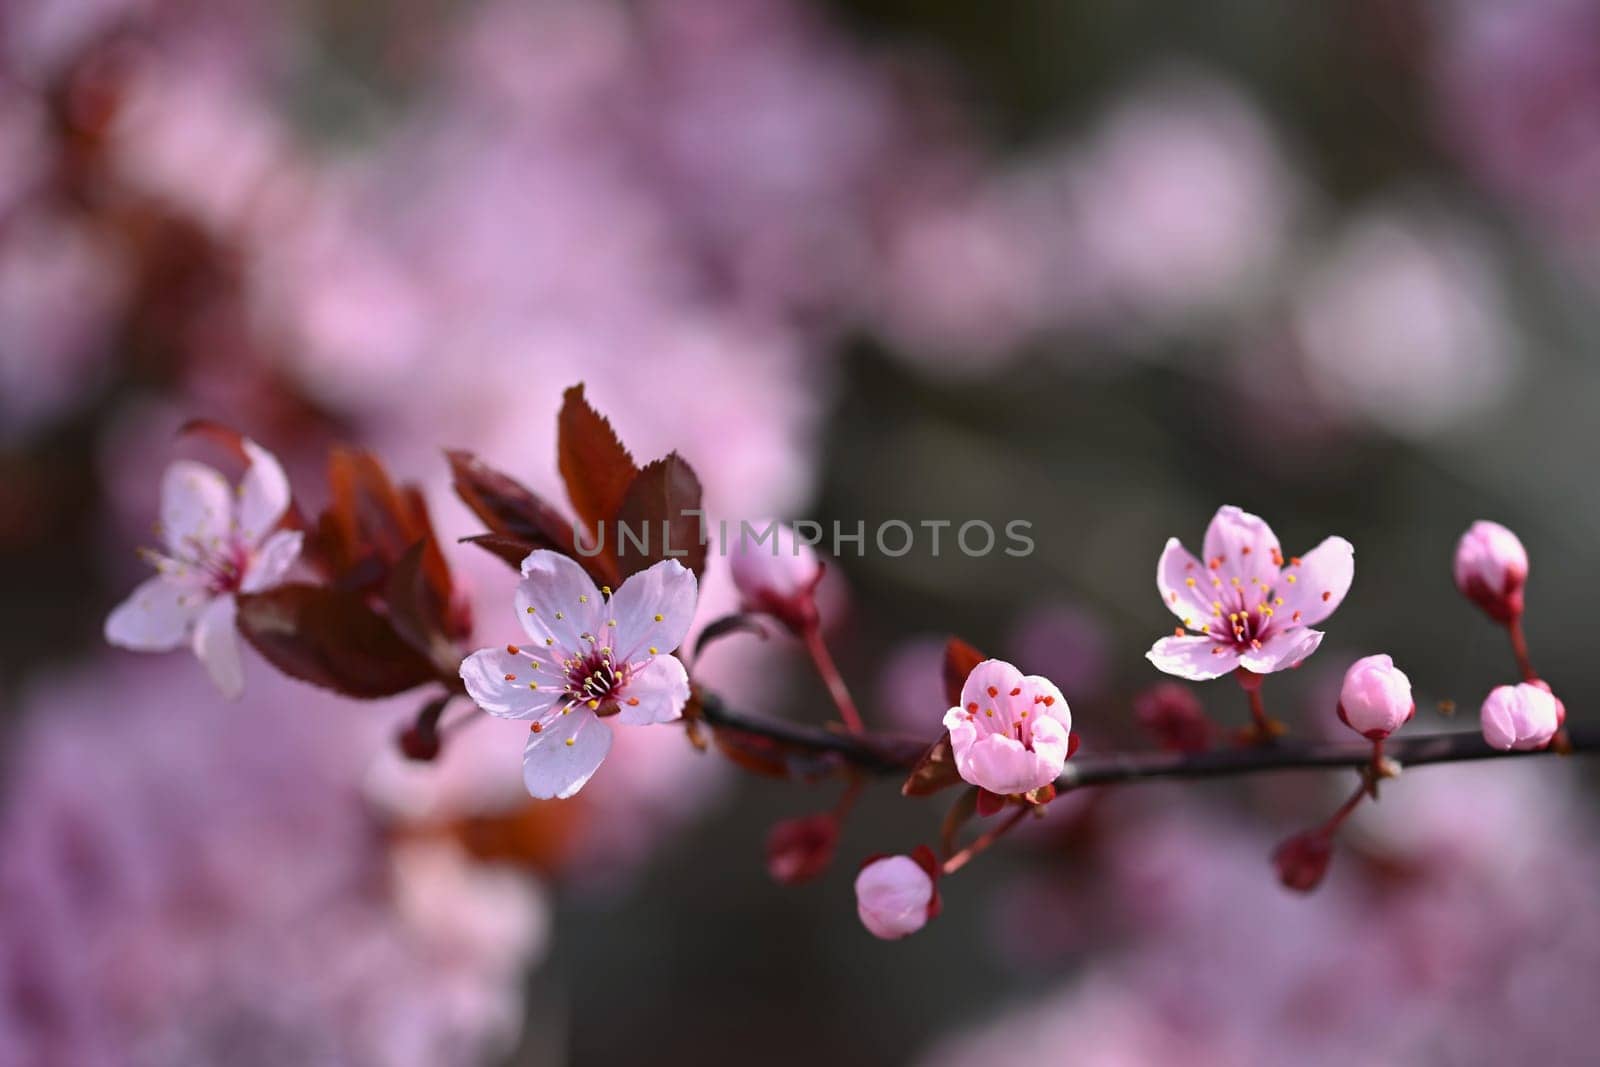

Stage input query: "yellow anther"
[
  {"left": 653, "top": 613, "right": 664, "bottom": 622},
  {"left": 587, "top": 699, "right": 599, "bottom": 709},
  {"left": 579, "top": 595, "right": 589, "bottom": 603},
  {"left": 648, "top": 646, "right": 658, "bottom": 655},
  {"left": 1185, "top": 578, "right": 1197, "bottom": 587},
  {"left": 529, "top": 682, "right": 539, "bottom": 690},
  {"left": 565, "top": 738, "right": 576, "bottom": 747},
  {"left": 601, "top": 585, "right": 612, "bottom": 596},
  {"left": 1286, "top": 574, "right": 1298, "bottom": 584}
]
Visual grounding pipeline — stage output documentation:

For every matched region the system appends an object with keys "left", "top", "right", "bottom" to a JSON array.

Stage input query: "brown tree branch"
[{"left": 694, "top": 693, "right": 1599, "bottom": 788}]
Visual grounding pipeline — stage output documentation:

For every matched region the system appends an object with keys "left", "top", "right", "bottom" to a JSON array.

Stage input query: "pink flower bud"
[
  {"left": 1133, "top": 682, "right": 1215, "bottom": 752},
  {"left": 1480, "top": 682, "right": 1562, "bottom": 751},
  {"left": 1453, "top": 520, "right": 1528, "bottom": 623},
  {"left": 728, "top": 520, "right": 824, "bottom": 633},
  {"left": 766, "top": 814, "right": 839, "bottom": 886},
  {"left": 855, "top": 850, "right": 940, "bottom": 940},
  {"left": 1336, "top": 654, "right": 1415, "bottom": 740},
  {"left": 1272, "top": 830, "right": 1333, "bottom": 893}
]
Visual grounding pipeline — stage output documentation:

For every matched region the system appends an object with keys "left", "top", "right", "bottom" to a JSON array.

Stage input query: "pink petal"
[
  {"left": 609, "top": 558, "right": 698, "bottom": 662},
  {"left": 1146, "top": 635, "right": 1239, "bottom": 681},
  {"left": 160, "top": 460, "right": 233, "bottom": 554},
  {"left": 1238, "top": 627, "right": 1324, "bottom": 674},
  {"left": 459, "top": 646, "right": 565, "bottom": 720},
  {"left": 1202, "top": 505, "right": 1282, "bottom": 594},
  {"left": 961, "top": 734, "right": 1057, "bottom": 795},
  {"left": 241, "top": 530, "right": 303, "bottom": 593},
  {"left": 958, "top": 659, "right": 1028, "bottom": 720},
  {"left": 192, "top": 594, "right": 243, "bottom": 699},
  {"left": 237, "top": 440, "right": 291, "bottom": 544},
  {"left": 1024, "top": 675, "right": 1072, "bottom": 732},
  {"left": 522, "top": 710, "right": 611, "bottom": 799},
  {"left": 515, "top": 550, "right": 606, "bottom": 653},
  {"left": 1157, "top": 537, "right": 1216, "bottom": 624},
  {"left": 616, "top": 654, "right": 690, "bottom": 726},
  {"left": 1275, "top": 536, "right": 1353, "bottom": 627},
  {"left": 104, "top": 576, "right": 204, "bottom": 651}
]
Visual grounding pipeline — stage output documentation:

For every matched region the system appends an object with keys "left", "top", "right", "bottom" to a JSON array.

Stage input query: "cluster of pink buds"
[{"left": 1450, "top": 520, "right": 1565, "bottom": 751}]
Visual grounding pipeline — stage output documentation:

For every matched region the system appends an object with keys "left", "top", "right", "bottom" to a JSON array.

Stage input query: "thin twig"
[{"left": 694, "top": 693, "right": 1600, "bottom": 788}]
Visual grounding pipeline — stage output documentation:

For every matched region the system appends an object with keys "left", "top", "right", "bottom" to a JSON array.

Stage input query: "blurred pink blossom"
[{"left": 0, "top": 658, "right": 547, "bottom": 1067}]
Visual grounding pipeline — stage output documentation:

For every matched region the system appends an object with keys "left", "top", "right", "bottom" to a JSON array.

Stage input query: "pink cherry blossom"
[
  {"left": 855, "top": 853, "right": 937, "bottom": 940},
  {"left": 728, "top": 519, "right": 824, "bottom": 631},
  {"left": 1337, "top": 654, "right": 1415, "bottom": 741},
  {"left": 459, "top": 550, "right": 698, "bottom": 800},
  {"left": 1147, "top": 505, "right": 1353, "bottom": 681},
  {"left": 1453, "top": 519, "right": 1529, "bottom": 623},
  {"left": 104, "top": 440, "right": 301, "bottom": 698},
  {"left": 943, "top": 659, "right": 1072, "bottom": 796},
  {"left": 1480, "top": 682, "right": 1562, "bottom": 752}
]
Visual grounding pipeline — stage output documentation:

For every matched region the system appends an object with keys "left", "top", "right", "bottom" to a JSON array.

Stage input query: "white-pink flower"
[
  {"left": 104, "top": 440, "right": 301, "bottom": 698},
  {"left": 1147, "top": 505, "right": 1353, "bottom": 681},
  {"left": 459, "top": 550, "right": 697, "bottom": 800},
  {"left": 942, "top": 659, "right": 1072, "bottom": 796},
  {"left": 855, "top": 854, "right": 938, "bottom": 940},
  {"left": 1480, "top": 682, "right": 1563, "bottom": 752}
]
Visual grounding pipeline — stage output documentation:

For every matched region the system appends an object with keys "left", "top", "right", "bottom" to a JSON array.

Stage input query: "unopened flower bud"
[
  {"left": 728, "top": 520, "right": 824, "bottom": 634},
  {"left": 1336, "top": 654, "right": 1415, "bottom": 740},
  {"left": 855, "top": 849, "right": 940, "bottom": 940},
  {"left": 1480, "top": 682, "right": 1562, "bottom": 751},
  {"left": 1133, "top": 682, "right": 1215, "bottom": 752},
  {"left": 1453, "top": 520, "right": 1528, "bottom": 624},
  {"left": 766, "top": 814, "right": 839, "bottom": 886},
  {"left": 1272, "top": 830, "right": 1333, "bottom": 893}
]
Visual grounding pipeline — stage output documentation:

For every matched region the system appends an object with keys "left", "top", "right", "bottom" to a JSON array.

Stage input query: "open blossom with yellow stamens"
[
  {"left": 1147, "top": 505, "right": 1353, "bottom": 681},
  {"left": 459, "top": 550, "right": 698, "bottom": 799},
  {"left": 104, "top": 440, "right": 301, "bottom": 698}
]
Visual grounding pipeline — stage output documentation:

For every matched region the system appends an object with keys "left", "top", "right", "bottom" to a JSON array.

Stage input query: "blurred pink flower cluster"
[
  {"left": 0, "top": 659, "right": 545, "bottom": 1066},
  {"left": 925, "top": 764, "right": 1600, "bottom": 1066}
]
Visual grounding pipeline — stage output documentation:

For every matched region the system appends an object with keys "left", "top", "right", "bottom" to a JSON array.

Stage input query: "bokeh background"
[{"left": 4, "top": 0, "right": 1600, "bottom": 1064}]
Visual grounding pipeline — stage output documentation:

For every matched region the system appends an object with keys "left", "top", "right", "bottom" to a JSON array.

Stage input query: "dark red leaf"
[
  {"left": 693, "top": 612, "right": 770, "bottom": 660},
  {"left": 765, "top": 814, "right": 839, "bottom": 886},
  {"left": 612, "top": 452, "right": 706, "bottom": 579},
  {"left": 459, "top": 533, "right": 537, "bottom": 571},
  {"left": 177, "top": 418, "right": 251, "bottom": 465},
  {"left": 385, "top": 541, "right": 461, "bottom": 676},
  {"left": 236, "top": 584, "right": 438, "bottom": 698},
  {"left": 975, "top": 789, "right": 1007, "bottom": 817},
  {"left": 901, "top": 733, "right": 964, "bottom": 797},
  {"left": 446, "top": 449, "right": 578, "bottom": 556},
  {"left": 557, "top": 384, "right": 638, "bottom": 536},
  {"left": 943, "top": 637, "right": 986, "bottom": 707}
]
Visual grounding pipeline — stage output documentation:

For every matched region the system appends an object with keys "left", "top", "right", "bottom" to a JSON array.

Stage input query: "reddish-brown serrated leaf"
[
  {"left": 765, "top": 814, "right": 839, "bottom": 886},
  {"left": 612, "top": 452, "right": 706, "bottom": 578},
  {"left": 236, "top": 584, "right": 438, "bottom": 698},
  {"left": 385, "top": 541, "right": 460, "bottom": 676},
  {"left": 557, "top": 384, "right": 638, "bottom": 535},
  {"left": 940, "top": 787, "right": 980, "bottom": 856},
  {"left": 942, "top": 637, "right": 986, "bottom": 707},
  {"left": 446, "top": 449, "right": 577, "bottom": 554},
  {"left": 459, "top": 533, "right": 537, "bottom": 571},
  {"left": 901, "top": 733, "right": 964, "bottom": 796}
]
